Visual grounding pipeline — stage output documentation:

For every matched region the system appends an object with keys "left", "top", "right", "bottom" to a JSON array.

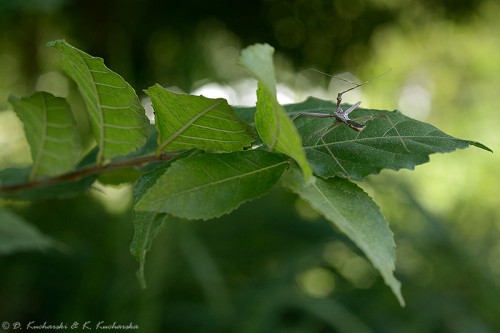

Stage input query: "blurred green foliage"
[{"left": 1, "top": 0, "right": 499, "bottom": 332}]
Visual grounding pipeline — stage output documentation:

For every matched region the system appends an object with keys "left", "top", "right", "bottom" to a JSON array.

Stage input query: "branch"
[{"left": 0, "top": 153, "right": 177, "bottom": 194}]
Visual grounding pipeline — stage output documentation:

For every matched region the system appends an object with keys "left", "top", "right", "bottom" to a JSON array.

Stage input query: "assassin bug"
[
  {"left": 292, "top": 68, "right": 392, "bottom": 132},
  {"left": 290, "top": 68, "right": 408, "bottom": 177}
]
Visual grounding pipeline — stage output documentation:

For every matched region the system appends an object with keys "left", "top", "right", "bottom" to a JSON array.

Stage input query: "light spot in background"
[
  {"left": 276, "top": 83, "right": 296, "bottom": 104},
  {"left": 191, "top": 79, "right": 299, "bottom": 107},
  {"left": 0, "top": 110, "right": 31, "bottom": 169},
  {"left": 196, "top": 19, "right": 243, "bottom": 81},
  {"left": 140, "top": 97, "right": 155, "bottom": 124},
  {"left": 90, "top": 182, "right": 133, "bottom": 215},
  {"left": 398, "top": 83, "right": 432, "bottom": 120},
  {"left": 228, "top": 79, "right": 258, "bottom": 106},
  {"left": 188, "top": 69, "right": 370, "bottom": 109},
  {"left": 191, "top": 81, "right": 238, "bottom": 104},
  {"left": 297, "top": 267, "right": 336, "bottom": 298},
  {"left": 392, "top": 239, "right": 434, "bottom": 287},
  {"left": 35, "top": 71, "right": 69, "bottom": 97},
  {"left": 294, "top": 198, "right": 321, "bottom": 221},
  {"left": 323, "top": 241, "right": 376, "bottom": 289}
]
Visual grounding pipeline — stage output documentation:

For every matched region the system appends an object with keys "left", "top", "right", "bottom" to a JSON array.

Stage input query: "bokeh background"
[{"left": 1, "top": 0, "right": 499, "bottom": 332}]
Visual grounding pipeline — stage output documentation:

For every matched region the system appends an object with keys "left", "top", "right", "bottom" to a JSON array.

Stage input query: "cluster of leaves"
[{"left": 0, "top": 41, "right": 490, "bottom": 306}]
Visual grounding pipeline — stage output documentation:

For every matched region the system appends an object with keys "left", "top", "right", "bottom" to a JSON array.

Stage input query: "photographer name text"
[{"left": 1, "top": 320, "right": 139, "bottom": 331}]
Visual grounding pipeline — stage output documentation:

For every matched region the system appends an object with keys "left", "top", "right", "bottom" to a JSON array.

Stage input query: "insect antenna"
[{"left": 306, "top": 67, "right": 392, "bottom": 107}]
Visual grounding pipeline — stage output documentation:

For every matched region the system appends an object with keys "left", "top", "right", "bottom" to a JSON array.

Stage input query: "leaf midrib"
[
  {"left": 310, "top": 181, "right": 361, "bottom": 239},
  {"left": 158, "top": 100, "right": 222, "bottom": 152},
  {"left": 82, "top": 53, "right": 106, "bottom": 164},
  {"left": 30, "top": 94, "right": 48, "bottom": 180},
  {"left": 304, "top": 132, "right": 455, "bottom": 150},
  {"left": 150, "top": 159, "right": 288, "bottom": 200},
  {"left": 309, "top": 179, "right": 396, "bottom": 292}
]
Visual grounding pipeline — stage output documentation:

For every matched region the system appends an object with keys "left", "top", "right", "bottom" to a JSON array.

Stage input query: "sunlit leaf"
[
  {"left": 136, "top": 150, "right": 289, "bottom": 220},
  {"left": 287, "top": 97, "right": 492, "bottom": 180},
  {"left": 239, "top": 44, "right": 312, "bottom": 181},
  {"left": 282, "top": 165, "right": 404, "bottom": 306},
  {"left": 146, "top": 85, "right": 254, "bottom": 153},
  {"left": 47, "top": 39, "right": 150, "bottom": 165},
  {"left": 0, "top": 208, "right": 55, "bottom": 254},
  {"left": 9, "top": 92, "right": 81, "bottom": 180},
  {"left": 238, "top": 43, "right": 276, "bottom": 96}
]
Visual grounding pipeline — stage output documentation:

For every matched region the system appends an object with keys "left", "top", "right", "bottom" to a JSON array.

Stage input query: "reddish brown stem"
[{"left": 0, "top": 152, "right": 177, "bottom": 194}]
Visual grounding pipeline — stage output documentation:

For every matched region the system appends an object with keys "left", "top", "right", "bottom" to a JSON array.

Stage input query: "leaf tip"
[
  {"left": 46, "top": 39, "right": 65, "bottom": 48},
  {"left": 392, "top": 282, "right": 406, "bottom": 307},
  {"left": 136, "top": 266, "right": 148, "bottom": 289},
  {"left": 468, "top": 140, "right": 493, "bottom": 153},
  {"left": 238, "top": 43, "right": 275, "bottom": 61}
]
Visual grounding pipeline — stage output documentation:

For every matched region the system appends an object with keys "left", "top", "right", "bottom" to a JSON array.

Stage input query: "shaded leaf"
[
  {"left": 146, "top": 85, "right": 254, "bottom": 153},
  {"left": 0, "top": 167, "right": 31, "bottom": 189},
  {"left": 287, "top": 97, "right": 491, "bottom": 180},
  {"left": 97, "top": 167, "right": 143, "bottom": 185},
  {"left": 131, "top": 151, "right": 195, "bottom": 287},
  {"left": 0, "top": 208, "right": 55, "bottom": 254},
  {"left": 136, "top": 150, "right": 289, "bottom": 220},
  {"left": 239, "top": 44, "right": 312, "bottom": 181},
  {"left": 47, "top": 39, "right": 150, "bottom": 164},
  {"left": 9, "top": 92, "right": 81, "bottom": 180},
  {"left": 131, "top": 212, "right": 166, "bottom": 288},
  {"left": 233, "top": 104, "right": 256, "bottom": 125},
  {"left": 282, "top": 165, "right": 404, "bottom": 306}
]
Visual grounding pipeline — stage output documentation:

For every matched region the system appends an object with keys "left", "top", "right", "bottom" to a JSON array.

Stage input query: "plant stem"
[{"left": 0, "top": 153, "right": 177, "bottom": 194}]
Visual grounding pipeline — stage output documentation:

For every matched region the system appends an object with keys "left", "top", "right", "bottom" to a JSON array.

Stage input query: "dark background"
[{"left": 1, "top": 0, "right": 499, "bottom": 332}]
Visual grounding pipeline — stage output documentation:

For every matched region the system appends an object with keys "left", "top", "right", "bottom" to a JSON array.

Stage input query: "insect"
[
  {"left": 292, "top": 68, "right": 392, "bottom": 132},
  {"left": 291, "top": 68, "right": 407, "bottom": 178}
]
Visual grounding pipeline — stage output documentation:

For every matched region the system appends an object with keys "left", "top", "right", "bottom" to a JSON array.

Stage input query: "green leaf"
[
  {"left": 282, "top": 165, "right": 404, "bottom": 306},
  {"left": 131, "top": 151, "right": 195, "bottom": 288},
  {"left": 145, "top": 85, "right": 254, "bottom": 153},
  {"left": 131, "top": 210, "right": 166, "bottom": 290},
  {"left": 233, "top": 104, "right": 256, "bottom": 125},
  {"left": 287, "top": 97, "right": 492, "bottom": 180},
  {"left": 238, "top": 43, "right": 277, "bottom": 95},
  {"left": 239, "top": 44, "right": 312, "bottom": 181},
  {"left": 9, "top": 92, "right": 81, "bottom": 180},
  {"left": 131, "top": 212, "right": 166, "bottom": 288},
  {"left": 97, "top": 167, "right": 143, "bottom": 185},
  {"left": 47, "top": 39, "right": 150, "bottom": 165},
  {"left": 0, "top": 208, "right": 55, "bottom": 254},
  {"left": 136, "top": 150, "right": 289, "bottom": 220}
]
